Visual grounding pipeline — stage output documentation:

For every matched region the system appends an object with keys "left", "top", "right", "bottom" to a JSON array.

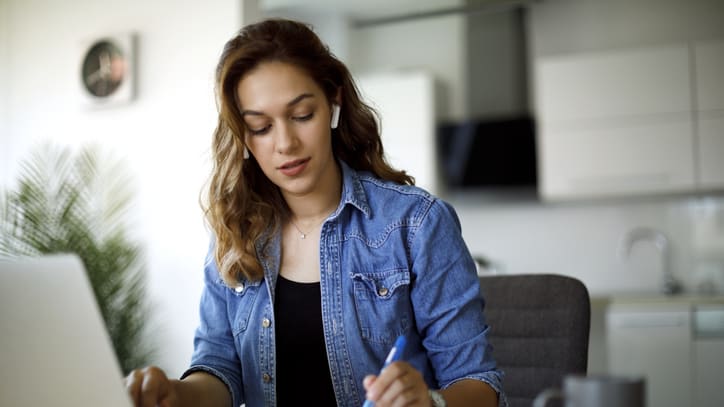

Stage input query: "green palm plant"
[{"left": 0, "top": 143, "right": 153, "bottom": 374}]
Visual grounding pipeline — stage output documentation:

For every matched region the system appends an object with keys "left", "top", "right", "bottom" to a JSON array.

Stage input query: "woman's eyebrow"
[
  {"left": 287, "top": 93, "right": 315, "bottom": 107},
  {"left": 241, "top": 93, "right": 316, "bottom": 117}
]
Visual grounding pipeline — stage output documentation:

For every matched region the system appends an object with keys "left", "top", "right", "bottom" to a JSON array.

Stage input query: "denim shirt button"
[
  {"left": 377, "top": 286, "right": 389, "bottom": 296},
  {"left": 262, "top": 373, "right": 272, "bottom": 383},
  {"left": 262, "top": 318, "right": 271, "bottom": 328},
  {"left": 234, "top": 283, "right": 244, "bottom": 293}
]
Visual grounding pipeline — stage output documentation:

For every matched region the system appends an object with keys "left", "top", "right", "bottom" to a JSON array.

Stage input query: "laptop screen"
[{"left": 0, "top": 254, "right": 133, "bottom": 407}]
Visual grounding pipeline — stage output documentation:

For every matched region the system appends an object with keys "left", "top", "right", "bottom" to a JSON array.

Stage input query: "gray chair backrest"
[{"left": 479, "top": 274, "right": 590, "bottom": 407}]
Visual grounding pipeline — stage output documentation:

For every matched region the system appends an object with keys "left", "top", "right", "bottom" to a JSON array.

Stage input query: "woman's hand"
[
  {"left": 125, "top": 366, "right": 179, "bottom": 407},
  {"left": 363, "top": 361, "right": 432, "bottom": 407}
]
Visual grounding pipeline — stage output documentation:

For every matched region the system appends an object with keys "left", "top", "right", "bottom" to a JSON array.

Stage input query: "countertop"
[{"left": 590, "top": 293, "right": 724, "bottom": 308}]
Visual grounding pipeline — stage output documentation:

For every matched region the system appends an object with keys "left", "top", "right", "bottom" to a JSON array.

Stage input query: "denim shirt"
[{"left": 182, "top": 161, "right": 507, "bottom": 407}]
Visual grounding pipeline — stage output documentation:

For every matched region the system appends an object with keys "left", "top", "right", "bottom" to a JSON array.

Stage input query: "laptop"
[{"left": 0, "top": 254, "right": 134, "bottom": 407}]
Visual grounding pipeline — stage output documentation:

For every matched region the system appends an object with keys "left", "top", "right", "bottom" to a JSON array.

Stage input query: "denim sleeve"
[
  {"left": 409, "top": 199, "right": 508, "bottom": 407},
  {"left": 180, "top": 253, "right": 243, "bottom": 407}
]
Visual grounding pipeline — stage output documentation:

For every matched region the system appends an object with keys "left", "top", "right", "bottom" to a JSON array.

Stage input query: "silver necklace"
[
  {"left": 290, "top": 219, "right": 309, "bottom": 239},
  {"left": 289, "top": 217, "right": 326, "bottom": 240}
]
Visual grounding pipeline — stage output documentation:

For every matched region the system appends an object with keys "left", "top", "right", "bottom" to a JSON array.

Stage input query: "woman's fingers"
[
  {"left": 124, "top": 369, "right": 145, "bottom": 406},
  {"left": 124, "top": 366, "right": 171, "bottom": 407},
  {"left": 365, "top": 362, "right": 429, "bottom": 406}
]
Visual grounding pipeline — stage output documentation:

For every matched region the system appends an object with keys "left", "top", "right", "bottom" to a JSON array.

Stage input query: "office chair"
[{"left": 479, "top": 274, "right": 591, "bottom": 407}]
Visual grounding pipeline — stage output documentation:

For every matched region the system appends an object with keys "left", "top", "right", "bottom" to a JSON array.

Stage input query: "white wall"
[
  {"left": 264, "top": 7, "right": 352, "bottom": 62},
  {"left": 453, "top": 195, "right": 724, "bottom": 296},
  {"left": 0, "top": 0, "right": 10, "bottom": 181},
  {"left": 0, "top": 0, "right": 246, "bottom": 377}
]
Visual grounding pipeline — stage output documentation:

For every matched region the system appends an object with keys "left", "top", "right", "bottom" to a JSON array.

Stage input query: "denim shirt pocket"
[
  {"left": 351, "top": 268, "right": 412, "bottom": 344},
  {"left": 224, "top": 278, "right": 262, "bottom": 337}
]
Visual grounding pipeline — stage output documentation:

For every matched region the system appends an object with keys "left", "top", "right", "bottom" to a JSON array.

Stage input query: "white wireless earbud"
[
  {"left": 243, "top": 146, "right": 250, "bottom": 159},
  {"left": 330, "top": 104, "right": 341, "bottom": 129}
]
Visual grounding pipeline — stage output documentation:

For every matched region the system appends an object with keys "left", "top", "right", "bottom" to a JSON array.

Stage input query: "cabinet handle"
[{"left": 570, "top": 173, "right": 670, "bottom": 189}]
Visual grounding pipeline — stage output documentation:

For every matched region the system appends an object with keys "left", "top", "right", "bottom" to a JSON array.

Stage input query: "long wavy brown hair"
[{"left": 205, "top": 18, "right": 414, "bottom": 285}]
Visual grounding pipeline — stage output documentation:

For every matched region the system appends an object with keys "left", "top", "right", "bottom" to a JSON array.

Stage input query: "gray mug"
[{"left": 533, "top": 375, "right": 645, "bottom": 407}]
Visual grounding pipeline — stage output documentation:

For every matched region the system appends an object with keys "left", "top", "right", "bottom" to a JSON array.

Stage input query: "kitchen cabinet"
[
  {"left": 539, "top": 118, "right": 695, "bottom": 198},
  {"left": 357, "top": 71, "right": 438, "bottom": 194},
  {"left": 693, "top": 338, "right": 724, "bottom": 407},
  {"left": 606, "top": 299, "right": 724, "bottom": 407},
  {"left": 606, "top": 303, "right": 692, "bottom": 407},
  {"left": 697, "top": 115, "right": 724, "bottom": 189},
  {"left": 535, "top": 41, "right": 724, "bottom": 200},
  {"left": 537, "top": 45, "right": 691, "bottom": 123},
  {"left": 692, "top": 305, "right": 724, "bottom": 407},
  {"left": 695, "top": 40, "right": 724, "bottom": 190}
]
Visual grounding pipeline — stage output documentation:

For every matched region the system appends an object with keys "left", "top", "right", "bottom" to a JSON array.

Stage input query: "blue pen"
[{"left": 362, "top": 335, "right": 407, "bottom": 407}]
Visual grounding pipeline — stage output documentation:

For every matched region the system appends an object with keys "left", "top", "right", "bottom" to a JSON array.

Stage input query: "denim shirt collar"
[{"left": 334, "top": 160, "right": 371, "bottom": 220}]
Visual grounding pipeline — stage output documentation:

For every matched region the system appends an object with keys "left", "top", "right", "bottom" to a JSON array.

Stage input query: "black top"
[{"left": 274, "top": 275, "right": 337, "bottom": 406}]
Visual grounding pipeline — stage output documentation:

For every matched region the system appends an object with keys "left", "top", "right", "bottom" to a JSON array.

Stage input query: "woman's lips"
[{"left": 278, "top": 158, "right": 310, "bottom": 176}]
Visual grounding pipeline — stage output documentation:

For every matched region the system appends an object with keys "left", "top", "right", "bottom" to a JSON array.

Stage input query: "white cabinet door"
[
  {"left": 695, "top": 40, "right": 724, "bottom": 111},
  {"left": 695, "top": 40, "right": 724, "bottom": 189},
  {"left": 698, "top": 115, "right": 724, "bottom": 189},
  {"left": 606, "top": 304, "right": 692, "bottom": 407},
  {"left": 693, "top": 339, "right": 724, "bottom": 407},
  {"left": 540, "top": 117, "right": 695, "bottom": 199},
  {"left": 693, "top": 305, "right": 724, "bottom": 407},
  {"left": 537, "top": 45, "right": 691, "bottom": 123},
  {"left": 357, "top": 72, "right": 437, "bottom": 194},
  {"left": 536, "top": 45, "right": 695, "bottom": 200}
]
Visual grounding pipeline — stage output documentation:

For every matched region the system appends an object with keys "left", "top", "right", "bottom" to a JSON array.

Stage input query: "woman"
[{"left": 125, "top": 18, "right": 505, "bottom": 407}]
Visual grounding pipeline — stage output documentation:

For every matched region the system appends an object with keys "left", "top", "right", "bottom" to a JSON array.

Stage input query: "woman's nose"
[{"left": 274, "top": 122, "right": 299, "bottom": 154}]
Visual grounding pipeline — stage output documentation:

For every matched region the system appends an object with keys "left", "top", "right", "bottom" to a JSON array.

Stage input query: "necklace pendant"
[{"left": 300, "top": 233, "right": 306, "bottom": 239}]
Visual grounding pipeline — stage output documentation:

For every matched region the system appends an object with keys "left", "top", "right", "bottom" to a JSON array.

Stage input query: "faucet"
[{"left": 619, "top": 226, "right": 683, "bottom": 295}]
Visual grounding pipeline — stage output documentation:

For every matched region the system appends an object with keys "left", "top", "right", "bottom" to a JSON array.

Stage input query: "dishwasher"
[{"left": 693, "top": 304, "right": 724, "bottom": 407}]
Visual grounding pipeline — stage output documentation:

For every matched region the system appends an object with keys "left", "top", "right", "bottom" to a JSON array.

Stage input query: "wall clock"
[{"left": 80, "top": 33, "right": 135, "bottom": 106}]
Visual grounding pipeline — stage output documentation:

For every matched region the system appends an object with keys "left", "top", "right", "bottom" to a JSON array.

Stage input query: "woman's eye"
[
  {"left": 248, "top": 125, "right": 270, "bottom": 136},
  {"left": 293, "top": 113, "right": 313, "bottom": 122}
]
